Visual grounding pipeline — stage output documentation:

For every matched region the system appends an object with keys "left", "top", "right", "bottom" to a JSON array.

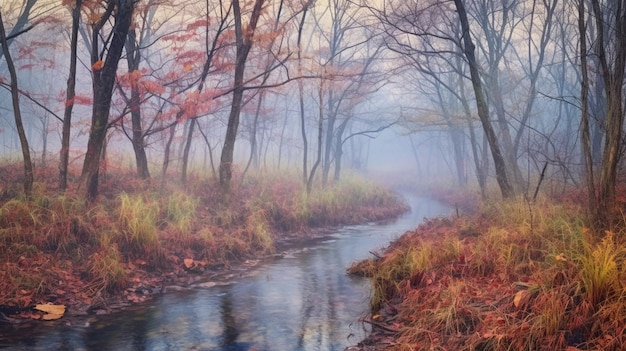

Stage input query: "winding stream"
[{"left": 0, "top": 195, "right": 449, "bottom": 351}]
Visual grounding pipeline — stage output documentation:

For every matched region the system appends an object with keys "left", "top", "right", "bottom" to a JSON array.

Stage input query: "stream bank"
[{"left": 1, "top": 195, "right": 450, "bottom": 351}]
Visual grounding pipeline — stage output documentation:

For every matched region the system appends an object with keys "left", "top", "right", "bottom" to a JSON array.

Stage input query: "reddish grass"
[{"left": 0, "top": 163, "right": 408, "bottom": 321}]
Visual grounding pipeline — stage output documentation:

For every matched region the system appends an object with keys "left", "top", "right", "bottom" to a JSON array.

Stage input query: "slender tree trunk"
[
  {"left": 468, "top": 118, "right": 486, "bottom": 198},
  {"left": 277, "top": 108, "right": 289, "bottom": 169},
  {"left": 219, "top": 0, "right": 264, "bottom": 192},
  {"left": 490, "top": 75, "right": 523, "bottom": 191},
  {"left": 41, "top": 115, "right": 48, "bottom": 167},
  {"left": 454, "top": 0, "right": 514, "bottom": 199},
  {"left": 578, "top": 0, "right": 597, "bottom": 223},
  {"left": 181, "top": 118, "right": 196, "bottom": 184},
  {"left": 243, "top": 93, "right": 264, "bottom": 179},
  {"left": 0, "top": 13, "right": 32, "bottom": 196},
  {"left": 298, "top": 79, "right": 308, "bottom": 184},
  {"left": 297, "top": 5, "right": 310, "bottom": 184},
  {"left": 197, "top": 126, "right": 217, "bottom": 179},
  {"left": 126, "top": 28, "right": 150, "bottom": 180},
  {"left": 322, "top": 92, "right": 336, "bottom": 185},
  {"left": 333, "top": 121, "right": 347, "bottom": 182},
  {"left": 457, "top": 59, "right": 486, "bottom": 198},
  {"left": 59, "top": 0, "right": 81, "bottom": 191},
  {"left": 307, "top": 85, "right": 324, "bottom": 194},
  {"left": 161, "top": 122, "right": 177, "bottom": 183}
]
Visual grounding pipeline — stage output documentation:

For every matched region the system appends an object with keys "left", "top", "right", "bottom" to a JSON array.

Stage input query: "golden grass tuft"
[
  {"left": 88, "top": 243, "right": 127, "bottom": 293},
  {"left": 117, "top": 193, "right": 164, "bottom": 266},
  {"left": 163, "top": 190, "right": 198, "bottom": 232},
  {"left": 578, "top": 231, "right": 626, "bottom": 306}
]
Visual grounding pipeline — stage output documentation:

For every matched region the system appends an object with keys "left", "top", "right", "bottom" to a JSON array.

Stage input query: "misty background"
[{"left": 0, "top": 0, "right": 605, "bottom": 198}]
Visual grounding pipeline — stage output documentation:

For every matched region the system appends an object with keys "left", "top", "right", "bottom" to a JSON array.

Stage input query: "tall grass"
[
  {"left": 88, "top": 238, "right": 127, "bottom": 293},
  {"left": 117, "top": 192, "right": 163, "bottom": 265},
  {"left": 357, "top": 193, "right": 626, "bottom": 350},
  {"left": 162, "top": 190, "right": 198, "bottom": 245},
  {"left": 578, "top": 231, "right": 625, "bottom": 306},
  {"left": 0, "top": 165, "right": 409, "bottom": 306}
]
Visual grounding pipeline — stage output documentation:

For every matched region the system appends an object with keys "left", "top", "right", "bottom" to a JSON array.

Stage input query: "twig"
[
  {"left": 532, "top": 162, "right": 548, "bottom": 202},
  {"left": 362, "top": 318, "right": 400, "bottom": 334},
  {"left": 368, "top": 250, "right": 383, "bottom": 259}
]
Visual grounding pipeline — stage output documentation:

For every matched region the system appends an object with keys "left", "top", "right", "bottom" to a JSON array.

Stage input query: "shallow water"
[{"left": 0, "top": 195, "right": 450, "bottom": 351}]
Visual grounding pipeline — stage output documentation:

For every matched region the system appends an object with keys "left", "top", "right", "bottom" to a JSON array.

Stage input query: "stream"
[{"left": 0, "top": 195, "right": 450, "bottom": 351}]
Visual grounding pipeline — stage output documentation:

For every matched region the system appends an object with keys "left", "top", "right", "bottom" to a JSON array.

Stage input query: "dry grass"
[
  {"left": 0, "top": 165, "right": 408, "bottom": 309},
  {"left": 354, "top": 193, "right": 626, "bottom": 350}
]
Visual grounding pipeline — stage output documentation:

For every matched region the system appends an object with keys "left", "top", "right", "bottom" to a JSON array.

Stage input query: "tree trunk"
[
  {"left": 197, "top": 125, "right": 217, "bottom": 179},
  {"left": 307, "top": 85, "right": 325, "bottom": 194},
  {"left": 296, "top": 4, "right": 311, "bottom": 184},
  {"left": 126, "top": 28, "right": 150, "bottom": 180},
  {"left": 277, "top": 108, "right": 289, "bottom": 170},
  {"left": 298, "top": 75, "right": 308, "bottom": 184},
  {"left": 322, "top": 92, "right": 336, "bottom": 185},
  {"left": 243, "top": 93, "right": 264, "bottom": 179},
  {"left": 0, "top": 13, "right": 33, "bottom": 196},
  {"left": 333, "top": 120, "right": 348, "bottom": 182},
  {"left": 161, "top": 122, "right": 177, "bottom": 183},
  {"left": 181, "top": 118, "right": 196, "bottom": 184},
  {"left": 591, "top": 0, "right": 626, "bottom": 228},
  {"left": 79, "top": 0, "right": 134, "bottom": 202},
  {"left": 219, "top": 0, "right": 264, "bottom": 192},
  {"left": 457, "top": 59, "right": 486, "bottom": 198},
  {"left": 578, "top": 0, "right": 597, "bottom": 224},
  {"left": 60, "top": 0, "right": 81, "bottom": 191},
  {"left": 453, "top": 0, "right": 514, "bottom": 199}
]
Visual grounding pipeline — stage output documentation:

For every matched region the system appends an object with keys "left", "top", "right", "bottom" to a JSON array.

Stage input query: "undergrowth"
[
  {"left": 0, "top": 166, "right": 407, "bottom": 308},
  {"left": 349, "top": 194, "right": 626, "bottom": 350}
]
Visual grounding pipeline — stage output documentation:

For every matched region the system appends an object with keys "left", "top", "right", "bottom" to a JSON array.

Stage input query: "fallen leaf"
[
  {"left": 513, "top": 290, "right": 526, "bottom": 308},
  {"left": 183, "top": 258, "right": 194, "bottom": 269},
  {"left": 34, "top": 303, "right": 66, "bottom": 316}
]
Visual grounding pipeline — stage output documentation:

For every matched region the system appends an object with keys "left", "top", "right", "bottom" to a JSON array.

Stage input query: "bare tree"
[
  {"left": 454, "top": 0, "right": 514, "bottom": 198},
  {"left": 219, "top": 0, "right": 265, "bottom": 192},
  {"left": 578, "top": 0, "right": 596, "bottom": 222},
  {"left": 586, "top": 0, "right": 626, "bottom": 229},
  {"left": 79, "top": 0, "right": 135, "bottom": 201},
  {"left": 59, "top": 0, "right": 82, "bottom": 191},
  {"left": 0, "top": 12, "right": 33, "bottom": 196}
]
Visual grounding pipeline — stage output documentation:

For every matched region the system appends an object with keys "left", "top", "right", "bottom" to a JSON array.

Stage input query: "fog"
[{"left": 0, "top": 0, "right": 613, "bottom": 197}]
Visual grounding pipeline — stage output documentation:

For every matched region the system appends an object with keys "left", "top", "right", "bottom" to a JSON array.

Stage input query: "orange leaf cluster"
[
  {"left": 92, "top": 60, "right": 105, "bottom": 71},
  {"left": 118, "top": 70, "right": 166, "bottom": 96}
]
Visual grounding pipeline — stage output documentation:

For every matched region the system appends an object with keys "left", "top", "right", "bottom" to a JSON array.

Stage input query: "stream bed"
[{"left": 0, "top": 195, "right": 450, "bottom": 351}]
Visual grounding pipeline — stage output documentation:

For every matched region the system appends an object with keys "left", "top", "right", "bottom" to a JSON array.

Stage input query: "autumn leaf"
[
  {"left": 73, "top": 95, "right": 92, "bottom": 105},
  {"left": 92, "top": 60, "right": 104, "bottom": 71},
  {"left": 88, "top": 12, "right": 102, "bottom": 24},
  {"left": 513, "top": 290, "right": 527, "bottom": 308},
  {"left": 186, "top": 19, "right": 208, "bottom": 31},
  {"left": 34, "top": 303, "right": 66, "bottom": 320},
  {"left": 183, "top": 258, "right": 194, "bottom": 269}
]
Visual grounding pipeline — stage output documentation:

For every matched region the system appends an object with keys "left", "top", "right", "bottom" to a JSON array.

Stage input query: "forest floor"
[
  {"left": 0, "top": 163, "right": 408, "bottom": 325},
  {"left": 347, "top": 185, "right": 626, "bottom": 351}
]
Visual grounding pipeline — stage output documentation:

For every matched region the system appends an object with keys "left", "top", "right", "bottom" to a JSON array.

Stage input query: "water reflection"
[{"left": 0, "top": 196, "right": 449, "bottom": 351}]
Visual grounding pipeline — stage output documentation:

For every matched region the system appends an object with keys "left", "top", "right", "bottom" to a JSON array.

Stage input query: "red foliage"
[{"left": 187, "top": 19, "right": 209, "bottom": 31}]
